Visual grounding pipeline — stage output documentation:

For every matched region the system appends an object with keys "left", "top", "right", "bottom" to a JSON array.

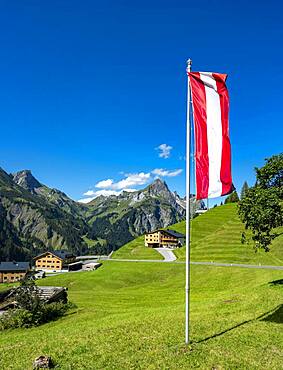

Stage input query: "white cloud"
[
  {"left": 83, "top": 190, "right": 96, "bottom": 196},
  {"left": 114, "top": 172, "right": 151, "bottom": 189},
  {"left": 152, "top": 168, "right": 183, "bottom": 177},
  {"left": 95, "top": 179, "right": 114, "bottom": 189},
  {"left": 95, "top": 172, "right": 151, "bottom": 190},
  {"left": 156, "top": 143, "right": 173, "bottom": 159}
]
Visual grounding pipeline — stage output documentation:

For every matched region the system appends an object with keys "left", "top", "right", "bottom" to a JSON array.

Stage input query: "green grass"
[
  {"left": 113, "top": 204, "right": 283, "bottom": 265},
  {"left": 113, "top": 235, "right": 163, "bottom": 260},
  {"left": 82, "top": 235, "right": 107, "bottom": 249},
  {"left": 174, "top": 204, "right": 283, "bottom": 265},
  {"left": 0, "top": 262, "right": 282, "bottom": 369},
  {"left": 0, "top": 204, "right": 282, "bottom": 368}
]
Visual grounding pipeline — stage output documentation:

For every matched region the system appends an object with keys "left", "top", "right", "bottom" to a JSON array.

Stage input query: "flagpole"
[{"left": 185, "top": 58, "right": 192, "bottom": 345}]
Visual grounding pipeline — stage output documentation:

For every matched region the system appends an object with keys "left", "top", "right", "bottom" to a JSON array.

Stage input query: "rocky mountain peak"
[
  {"left": 13, "top": 170, "right": 42, "bottom": 193},
  {"left": 143, "top": 178, "right": 180, "bottom": 208},
  {"left": 147, "top": 178, "right": 170, "bottom": 195}
]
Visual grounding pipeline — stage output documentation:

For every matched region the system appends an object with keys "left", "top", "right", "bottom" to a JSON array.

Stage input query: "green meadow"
[
  {"left": 0, "top": 262, "right": 282, "bottom": 369},
  {"left": 113, "top": 204, "right": 283, "bottom": 266},
  {"left": 0, "top": 203, "right": 282, "bottom": 369},
  {"left": 112, "top": 236, "right": 163, "bottom": 260}
]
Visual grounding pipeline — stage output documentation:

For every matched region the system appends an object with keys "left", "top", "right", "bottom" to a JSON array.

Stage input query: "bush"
[
  {"left": 0, "top": 302, "right": 74, "bottom": 330},
  {"left": 0, "top": 309, "right": 33, "bottom": 330},
  {"left": 0, "top": 280, "right": 75, "bottom": 330},
  {"left": 38, "top": 301, "right": 74, "bottom": 324}
]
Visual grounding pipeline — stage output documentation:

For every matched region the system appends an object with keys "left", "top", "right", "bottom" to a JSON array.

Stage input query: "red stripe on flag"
[
  {"left": 189, "top": 72, "right": 209, "bottom": 199},
  {"left": 213, "top": 73, "right": 233, "bottom": 196}
]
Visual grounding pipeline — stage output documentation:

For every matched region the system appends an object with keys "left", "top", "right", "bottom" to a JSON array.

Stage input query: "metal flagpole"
[{"left": 185, "top": 58, "right": 192, "bottom": 344}]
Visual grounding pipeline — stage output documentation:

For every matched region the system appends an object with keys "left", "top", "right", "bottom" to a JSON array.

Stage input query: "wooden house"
[
  {"left": 34, "top": 250, "right": 76, "bottom": 271},
  {"left": 0, "top": 262, "right": 30, "bottom": 283},
  {"left": 145, "top": 229, "right": 185, "bottom": 248}
]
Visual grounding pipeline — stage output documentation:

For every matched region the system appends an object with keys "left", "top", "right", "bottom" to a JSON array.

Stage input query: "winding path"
[{"left": 155, "top": 248, "right": 177, "bottom": 262}]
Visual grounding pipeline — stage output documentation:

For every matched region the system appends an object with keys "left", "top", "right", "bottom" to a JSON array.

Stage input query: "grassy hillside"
[
  {"left": 113, "top": 204, "right": 283, "bottom": 265},
  {"left": 113, "top": 236, "right": 163, "bottom": 260},
  {"left": 174, "top": 204, "right": 283, "bottom": 265},
  {"left": 0, "top": 262, "right": 282, "bottom": 369}
]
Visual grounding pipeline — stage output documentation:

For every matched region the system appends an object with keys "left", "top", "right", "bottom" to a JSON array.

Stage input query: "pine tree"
[
  {"left": 240, "top": 181, "right": 249, "bottom": 200},
  {"left": 224, "top": 191, "right": 239, "bottom": 204}
]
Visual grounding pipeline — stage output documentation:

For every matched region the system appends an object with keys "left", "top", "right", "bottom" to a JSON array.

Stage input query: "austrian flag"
[{"left": 188, "top": 72, "right": 233, "bottom": 200}]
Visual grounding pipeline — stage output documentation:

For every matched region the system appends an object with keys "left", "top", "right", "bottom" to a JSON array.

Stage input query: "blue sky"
[{"left": 0, "top": 0, "right": 282, "bottom": 203}]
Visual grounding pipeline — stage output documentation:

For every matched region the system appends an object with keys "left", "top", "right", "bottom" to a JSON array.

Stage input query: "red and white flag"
[{"left": 188, "top": 72, "right": 233, "bottom": 200}]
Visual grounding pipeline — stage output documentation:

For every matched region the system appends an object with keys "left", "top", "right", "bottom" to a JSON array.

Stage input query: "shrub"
[
  {"left": 0, "top": 302, "right": 74, "bottom": 330},
  {"left": 0, "top": 309, "right": 33, "bottom": 330},
  {"left": 38, "top": 301, "right": 74, "bottom": 324},
  {"left": 0, "top": 280, "right": 75, "bottom": 330}
]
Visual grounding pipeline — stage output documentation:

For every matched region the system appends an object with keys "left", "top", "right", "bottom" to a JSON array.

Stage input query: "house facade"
[
  {"left": 34, "top": 250, "right": 76, "bottom": 271},
  {"left": 145, "top": 229, "right": 185, "bottom": 248},
  {"left": 0, "top": 262, "right": 30, "bottom": 283}
]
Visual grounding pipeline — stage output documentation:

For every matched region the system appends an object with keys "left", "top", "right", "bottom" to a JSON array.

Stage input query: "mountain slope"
[
  {"left": 85, "top": 179, "right": 202, "bottom": 250},
  {"left": 1, "top": 168, "right": 199, "bottom": 258},
  {"left": 113, "top": 204, "right": 283, "bottom": 265},
  {"left": 13, "top": 170, "right": 87, "bottom": 218},
  {"left": 0, "top": 168, "right": 89, "bottom": 260}
]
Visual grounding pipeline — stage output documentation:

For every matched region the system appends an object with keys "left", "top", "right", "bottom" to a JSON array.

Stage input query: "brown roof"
[
  {"left": 145, "top": 229, "right": 185, "bottom": 238},
  {"left": 34, "top": 250, "right": 76, "bottom": 261}
]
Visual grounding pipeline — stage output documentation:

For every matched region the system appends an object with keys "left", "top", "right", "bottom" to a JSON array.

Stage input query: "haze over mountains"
[{"left": 0, "top": 167, "right": 203, "bottom": 261}]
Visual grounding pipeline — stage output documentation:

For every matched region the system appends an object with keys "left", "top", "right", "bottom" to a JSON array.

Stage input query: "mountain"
[
  {"left": 0, "top": 168, "right": 89, "bottom": 261},
  {"left": 85, "top": 179, "right": 203, "bottom": 250},
  {"left": 13, "top": 170, "right": 86, "bottom": 218},
  {"left": 0, "top": 167, "right": 203, "bottom": 260},
  {"left": 12, "top": 170, "right": 42, "bottom": 194}
]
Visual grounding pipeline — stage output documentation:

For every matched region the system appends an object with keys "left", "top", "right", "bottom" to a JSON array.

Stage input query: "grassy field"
[
  {"left": 113, "top": 236, "right": 163, "bottom": 260},
  {"left": 0, "top": 262, "right": 282, "bottom": 369},
  {"left": 113, "top": 204, "right": 283, "bottom": 265},
  {"left": 0, "top": 204, "right": 282, "bottom": 369}
]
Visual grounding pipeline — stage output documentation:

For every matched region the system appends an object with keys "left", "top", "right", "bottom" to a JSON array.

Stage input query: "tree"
[
  {"left": 225, "top": 191, "right": 239, "bottom": 204},
  {"left": 240, "top": 181, "right": 249, "bottom": 200},
  {"left": 238, "top": 154, "right": 283, "bottom": 251}
]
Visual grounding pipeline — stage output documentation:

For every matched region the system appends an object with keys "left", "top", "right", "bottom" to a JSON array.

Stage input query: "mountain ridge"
[{"left": 0, "top": 167, "right": 203, "bottom": 259}]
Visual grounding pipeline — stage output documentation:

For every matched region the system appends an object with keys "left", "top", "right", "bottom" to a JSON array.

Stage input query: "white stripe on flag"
[{"left": 200, "top": 73, "right": 222, "bottom": 198}]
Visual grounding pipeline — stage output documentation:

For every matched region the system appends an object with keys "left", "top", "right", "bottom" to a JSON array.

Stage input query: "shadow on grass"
[
  {"left": 261, "top": 304, "right": 283, "bottom": 324},
  {"left": 269, "top": 279, "right": 283, "bottom": 285},
  {"left": 195, "top": 304, "right": 282, "bottom": 344}
]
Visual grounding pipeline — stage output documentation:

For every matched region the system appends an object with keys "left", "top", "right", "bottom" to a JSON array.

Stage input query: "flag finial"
[{"left": 186, "top": 59, "right": 192, "bottom": 73}]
